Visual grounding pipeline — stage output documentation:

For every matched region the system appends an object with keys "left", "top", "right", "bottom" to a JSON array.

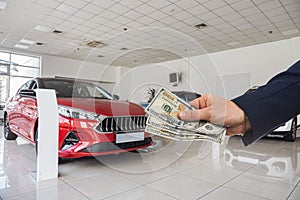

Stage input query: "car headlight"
[{"left": 58, "top": 105, "right": 98, "bottom": 120}]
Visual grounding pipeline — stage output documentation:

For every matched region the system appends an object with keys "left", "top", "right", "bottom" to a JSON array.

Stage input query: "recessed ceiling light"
[
  {"left": 226, "top": 41, "right": 240, "bottom": 46},
  {"left": 282, "top": 29, "right": 299, "bottom": 36},
  {"left": 56, "top": 3, "right": 78, "bottom": 14},
  {"left": 14, "top": 44, "right": 30, "bottom": 49},
  {"left": 0, "top": 1, "right": 7, "bottom": 10},
  {"left": 194, "top": 23, "right": 208, "bottom": 29},
  {"left": 19, "top": 39, "right": 35, "bottom": 45},
  {"left": 34, "top": 25, "right": 52, "bottom": 32}
]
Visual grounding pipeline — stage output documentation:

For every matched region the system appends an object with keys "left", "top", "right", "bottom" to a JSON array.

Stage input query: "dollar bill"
[
  {"left": 145, "top": 88, "right": 226, "bottom": 136},
  {"left": 146, "top": 116, "right": 225, "bottom": 143},
  {"left": 147, "top": 116, "right": 207, "bottom": 136},
  {"left": 145, "top": 124, "right": 225, "bottom": 143}
]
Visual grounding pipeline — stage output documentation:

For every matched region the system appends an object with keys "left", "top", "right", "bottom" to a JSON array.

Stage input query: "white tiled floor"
[{"left": 0, "top": 126, "right": 300, "bottom": 200}]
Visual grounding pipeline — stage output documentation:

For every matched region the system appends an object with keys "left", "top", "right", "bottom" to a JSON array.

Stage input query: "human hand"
[{"left": 178, "top": 94, "right": 251, "bottom": 136}]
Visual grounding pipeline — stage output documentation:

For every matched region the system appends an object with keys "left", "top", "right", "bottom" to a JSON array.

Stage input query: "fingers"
[
  {"left": 178, "top": 107, "right": 212, "bottom": 121},
  {"left": 189, "top": 94, "right": 212, "bottom": 109}
]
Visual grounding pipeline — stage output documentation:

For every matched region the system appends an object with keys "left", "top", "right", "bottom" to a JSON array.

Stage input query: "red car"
[{"left": 4, "top": 78, "right": 152, "bottom": 158}]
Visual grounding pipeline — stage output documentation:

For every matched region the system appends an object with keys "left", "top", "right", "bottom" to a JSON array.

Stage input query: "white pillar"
[{"left": 35, "top": 89, "right": 58, "bottom": 182}]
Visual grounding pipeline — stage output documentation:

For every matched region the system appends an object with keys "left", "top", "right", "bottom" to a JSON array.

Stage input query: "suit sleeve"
[{"left": 232, "top": 60, "right": 300, "bottom": 146}]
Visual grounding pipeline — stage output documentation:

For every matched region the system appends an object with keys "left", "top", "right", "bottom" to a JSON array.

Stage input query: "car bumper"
[{"left": 58, "top": 137, "right": 152, "bottom": 158}]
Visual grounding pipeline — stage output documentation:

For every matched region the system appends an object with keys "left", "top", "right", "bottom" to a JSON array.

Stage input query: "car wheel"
[
  {"left": 4, "top": 115, "right": 18, "bottom": 140},
  {"left": 284, "top": 117, "right": 297, "bottom": 142}
]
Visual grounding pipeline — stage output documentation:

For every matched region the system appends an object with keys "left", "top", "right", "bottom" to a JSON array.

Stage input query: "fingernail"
[{"left": 179, "top": 111, "right": 185, "bottom": 118}]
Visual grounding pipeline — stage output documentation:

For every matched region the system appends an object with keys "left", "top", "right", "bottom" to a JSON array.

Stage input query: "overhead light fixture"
[
  {"left": 0, "top": 1, "right": 7, "bottom": 10},
  {"left": 56, "top": 3, "right": 78, "bottom": 14},
  {"left": 282, "top": 29, "right": 299, "bottom": 36},
  {"left": 14, "top": 44, "right": 30, "bottom": 49},
  {"left": 34, "top": 25, "right": 52, "bottom": 32},
  {"left": 194, "top": 23, "right": 208, "bottom": 29},
  {"left": 19, "top": 39, "right": 35, "bottom": 45}
]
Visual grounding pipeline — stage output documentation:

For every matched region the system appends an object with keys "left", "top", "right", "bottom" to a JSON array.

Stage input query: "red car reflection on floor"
[{"left": 4, "top": 78, "right": 152, "bottom": 158}]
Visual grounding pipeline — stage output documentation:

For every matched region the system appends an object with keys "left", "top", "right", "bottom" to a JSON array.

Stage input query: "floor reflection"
[{"left": 224, "top": 136, "right": 300, "bottom": 183}]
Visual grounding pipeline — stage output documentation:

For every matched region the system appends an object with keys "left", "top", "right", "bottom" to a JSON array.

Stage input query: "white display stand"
[{"left": 35, "top": 89, "right": 59, "bottom": 182}]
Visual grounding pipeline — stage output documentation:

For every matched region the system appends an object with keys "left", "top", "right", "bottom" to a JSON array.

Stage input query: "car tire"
[
  {"left": 4, "top": 115, "right": 18, "bottom": 140},
  {"left": 284, "top": 117, "right": 297, "bottom": 142}
]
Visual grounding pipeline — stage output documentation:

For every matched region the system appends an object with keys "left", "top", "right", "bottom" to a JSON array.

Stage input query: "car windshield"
[{"left": 43, "top": 80, "right": 113, "bottom": 99}]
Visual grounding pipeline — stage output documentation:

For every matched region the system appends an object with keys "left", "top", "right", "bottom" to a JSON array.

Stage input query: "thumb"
[{"left": 178, "top": 107, "right": 211, "bottom": 121}]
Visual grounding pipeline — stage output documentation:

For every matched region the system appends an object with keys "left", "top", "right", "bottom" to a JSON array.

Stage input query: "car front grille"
[
  {"left": 80, "top": 137, "right": 152, "bottom": 153},
  {"left": 94, "top": 116, "right": 147, "bottom": 133}
]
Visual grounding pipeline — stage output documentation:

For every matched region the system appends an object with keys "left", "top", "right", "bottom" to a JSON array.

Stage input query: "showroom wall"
[
  {"left": 41, "top": 54, "right": 120, "bottom": 92},
  {"left": 119, "top": 36, "right": 300, "bottom": 103}
]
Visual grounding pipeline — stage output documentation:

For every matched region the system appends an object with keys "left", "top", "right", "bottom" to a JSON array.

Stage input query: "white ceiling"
[{"left": 0, "top": 0, "right": 299, "bottom": 67}]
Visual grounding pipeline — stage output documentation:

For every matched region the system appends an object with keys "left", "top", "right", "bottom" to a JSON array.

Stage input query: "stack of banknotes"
[{"left": 145, "top": 88, "right": 226, "bottom": 144}]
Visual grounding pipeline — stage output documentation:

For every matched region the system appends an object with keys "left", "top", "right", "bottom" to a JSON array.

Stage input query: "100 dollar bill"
[
  {"left": 146, "top": 116, "right": 225, "bottom": 143},
  {"left": 145, "top": 88, "right": 226, "bottom": 136},
  {"left": 145, "top": 124, "right": 225, "bottom": 143}
]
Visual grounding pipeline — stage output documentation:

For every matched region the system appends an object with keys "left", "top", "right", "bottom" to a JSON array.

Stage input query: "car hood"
[{"left": 57, "top": 98, "right": 145, "bottom": 116}]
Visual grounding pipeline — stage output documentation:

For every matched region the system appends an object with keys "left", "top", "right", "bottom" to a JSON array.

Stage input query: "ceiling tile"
[
  {"left": 64, "top": 0, "right": 87, "bottom": 9},
  {"left": 203, "top": 0, "right": 227, "bottom": 10},
  {"left": 137, "top": 16, "right": 156, "bottom": 25},
  {"left": 91, "top": 0, "right": 115, "bottom": 9},
  {"left": 123, "top": 10, "right": 144, "bottom": 20},
  {"left": 88, "top": 16, "right": 108, "bottom": 25},
  {"left": 113, "top": 16, "right": 132, "bottom": 25},
  {"left": 220, "top": 12, "right": 241, "bottom": 21},
  {"left": 134, "top": 4, "right": 156, "bottom": 14},
  {"left": 230, "top": 0, "right": 255, "bottom": 10},
  {"left": 50, "top": 10, "right": 71, "bottom": 20},
  {"left": 67, "top": 16, "right": 85, "bottom": 25},
  {"left": 74, "top": 9, "right": 94, "bottom": 20},
  {"left": 268, "top": 14, "right": 291, "bottom": 23},
  {"left": 119, "top": 0, "right": 143, "bottom": 9},
  {"left": 148, "top": 10, "right": 168, "bottom": 20},
  {"left": 146, "top": 0, "right": 171, "bottom": 9},
  {"left": 108, "top": 3, "right": 131, "bottom": 15},
  {"left": 284, "top": 2, "right": 300, "bottom": 12},
  {"left": 213, "top": 6, "right": 235, "bottom": 16},
  {"left": 263, "top": 7, "right": 286, "bottom": 18},
  {"left": 238, "top": 6, "right": 261, "bottom": 17},
  {"left": 258, "top": 0, "right": 282, "bottom": 12},
  {"left": 186, "top": 5, "right": 209, "bottom": 16},
  {"left": 56, "top": 3, "right": 78, "bottom": 14},
  {"left": 35, "top": 0, "right": 61, "bottom": 9},
  {"left": 175, "top": 0, "right": 199, "bottom": 9},
  {"left": 82, "top": 4, "right": 104, "bottom": 14}
]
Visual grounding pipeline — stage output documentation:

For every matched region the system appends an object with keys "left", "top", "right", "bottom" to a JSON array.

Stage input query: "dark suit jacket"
[{"left": 233, "top": 60, "right": 300, "bottom": 146}]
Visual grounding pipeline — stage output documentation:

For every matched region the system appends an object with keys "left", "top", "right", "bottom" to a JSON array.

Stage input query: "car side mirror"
[
  {"left": 19, "top": 89, "right": 36, "bottom": 97},
  {"left": 113, "top": 94, "right": 120, "bottom": 100}
]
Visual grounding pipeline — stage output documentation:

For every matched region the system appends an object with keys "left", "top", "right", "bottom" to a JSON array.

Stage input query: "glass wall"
[{"left": 0, "top": 51, "right": 40, "bottom": 109}]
